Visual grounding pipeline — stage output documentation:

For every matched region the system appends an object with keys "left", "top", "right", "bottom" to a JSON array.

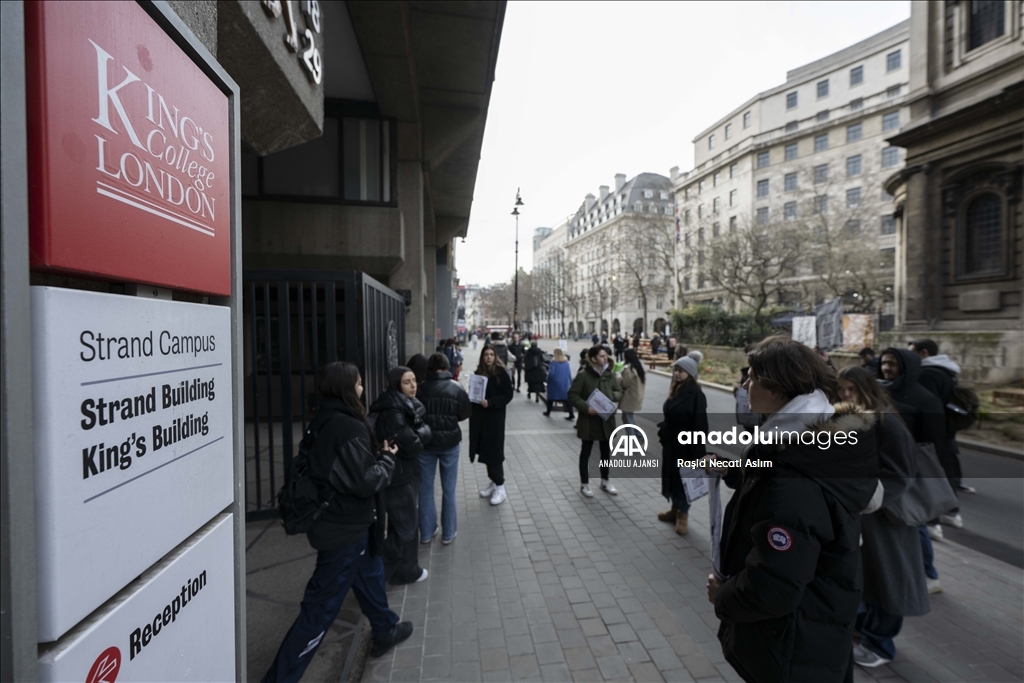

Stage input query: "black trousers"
[
  {"left": 381, "top": 481, "right": 422, "bottom": 584},
  {"left": 485, "top": 460, "right": 505, "bottom": 486},
  {"left": 514, "top": 366, "right": 522, "bottom": 388},
  {"left": 579, "top": 439, "right": 610, "bottom": 483}
]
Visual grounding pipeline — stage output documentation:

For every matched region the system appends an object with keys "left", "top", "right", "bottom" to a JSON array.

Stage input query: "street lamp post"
[{"left": 512, "top": 188, "right": 524, "bottom": 333}]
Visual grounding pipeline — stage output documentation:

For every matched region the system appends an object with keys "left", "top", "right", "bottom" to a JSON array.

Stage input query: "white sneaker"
[
  {"left": 441, "top": 531, "right": 457, "bottom": 545},
  {"left": 852, "top": 644, "right": 891, "bottom": 668},
  {"left": 928, "top": 524, "right": 944, "bottom": 541},
  {"left": 957, "top": 484, "right": 977, "bottom": 494},
  {"left": 927, "top": 577, "right": 942, "bottom": 594},
  {"left": 489, "top": 485, "right": 507, "bottom": 506},
  {"left": 940, "top": 512, "right": 963, "bottom": 528},
  {"left": 580, "top": 484, "right": 594, "bottom": 498},
  {"left": 415, "top": 568, "right": 429, "bottom": 583},
  {"left": 480, "top": 481, "right": 496, "bottom": 498},
  {"left": 600, "top": 480, "right": 618, "bottom": 495}
]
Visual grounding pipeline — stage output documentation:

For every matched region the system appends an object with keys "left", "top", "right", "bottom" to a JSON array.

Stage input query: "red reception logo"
[{"left": 85, "top": 646, "right": 121, "bottom": 683}]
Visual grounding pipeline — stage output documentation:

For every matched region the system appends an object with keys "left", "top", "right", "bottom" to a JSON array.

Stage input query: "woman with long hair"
[
  {"left": 263, "top": 362, "right": 411, "bottom": 682},
  {"left": 543, "top": 347, "right": 575, "bottom": 420},
  {"left": 656, "top": 355, "right": 707, "bottom": 535},
  {"left": 468, "top": 345, "right": 515, "bottom": 506},
  {"left": 568, "top": 345, "right": 623, "bottom": 497},
  {"left": 618, "top": 348, "right": 647, "bottom": 426},
  {"left": 368, "top": 366, "right": 432, "bottom": 585},
  {"left": 707, "top": 337, "right": 879, "bottom": 683},
  {"left": 837, "top": 366, "right": 930, "bottom": 669}
]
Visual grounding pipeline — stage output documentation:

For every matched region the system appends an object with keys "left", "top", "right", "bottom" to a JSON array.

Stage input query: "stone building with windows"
[
  {"left": 673, "top": 21, "right": 909, "bottom": 316},
  {"left": 885, "top": 1, "right": 1023, "bottom": 383},
  {"left": 532, "top": 172, "right": 676, "bottom": 338}
]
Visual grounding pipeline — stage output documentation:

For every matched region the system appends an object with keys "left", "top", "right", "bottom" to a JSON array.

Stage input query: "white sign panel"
[
  {"left": 32, "top": 286, "right": 233, "bottom": 641},
  {"left": 39, "top": 514, "right": 235, "bottom": 683},
  {"left": 792, "top": 315, "right": 817, "bottom": 348}
]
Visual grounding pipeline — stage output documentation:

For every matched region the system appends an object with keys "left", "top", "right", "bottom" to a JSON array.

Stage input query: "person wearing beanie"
[{"left": 656, "top": 355, "right": 707, "bottom": 534}]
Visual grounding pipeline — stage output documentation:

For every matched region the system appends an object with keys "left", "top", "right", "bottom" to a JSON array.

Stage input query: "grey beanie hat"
[{"left": 673, "top": 355, "right": 698, "bottom": 379}]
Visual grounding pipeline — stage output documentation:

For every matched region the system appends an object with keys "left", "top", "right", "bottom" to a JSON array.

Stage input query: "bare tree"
[{"left": 616, "top": 216, "right": 674, "bottom": 332}]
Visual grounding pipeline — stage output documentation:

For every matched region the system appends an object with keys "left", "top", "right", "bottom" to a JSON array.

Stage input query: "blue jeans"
[
  {"left": 419, "top": 446, "right": 460, "bottom": 542},
  {"left": 262, "top": 532, "right": 399, "bottom": 683},
  {"left": 620, "top": 411, "right": 635, "bottom": 426},
  {"left": 857, "top": 601, "right": 902, "bottom": 660},
  {"left": 919, "top": 525, "right": 939, "bottom": 579}
]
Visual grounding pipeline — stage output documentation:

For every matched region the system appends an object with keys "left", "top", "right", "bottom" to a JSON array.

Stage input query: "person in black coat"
[
  {"left": 507, "top": 333, "right": 525, "bottom": 392},
  {"left": 469, "top": 345, "right": 515, "bottom": 506},
  {"left": 368, "top": 366, "right": 432, "bottom": 585},
  {"left": 657, "top": 355, "right": 707, "bottom": 535},
  {"left": 524, "top": 343, "right": 549, "bottom": 402},
  {"left": 417, "top": 353, "right": 471, "bottom": 544},
  {"left": 263, "top": 362, "right": 411, "bottom": 682},
  {"left": 708, "top": 337, "right": 879, "bottom": 683}
]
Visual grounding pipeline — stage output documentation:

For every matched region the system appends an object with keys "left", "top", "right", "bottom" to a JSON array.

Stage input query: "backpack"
[
  {"left": 277, "top": 416, "right": 337, "bottom": 535},
  {"left": 945, "top": 381, "right": 979, "bottom": 432}
]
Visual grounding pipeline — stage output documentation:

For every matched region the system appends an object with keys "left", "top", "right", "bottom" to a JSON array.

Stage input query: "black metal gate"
[{"left": 243, "top": 270, "right": 406, "bottom": 520}]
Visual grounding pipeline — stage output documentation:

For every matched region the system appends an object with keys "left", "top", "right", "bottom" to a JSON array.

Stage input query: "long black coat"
[
  {"left": 658, "top": 381, "right": 708, "bottom": 502},
  {"left": 716, "top": 407, "right": 879, "bottom": 683},
  {"left": 368, "top": 388, "right": 431, "bottom": 487},
  {"left": 524, "top": 346, "right": 549, "bottom": 393},
  {"left": 468, "top": 369, "right": 514, "bottom": 465}
]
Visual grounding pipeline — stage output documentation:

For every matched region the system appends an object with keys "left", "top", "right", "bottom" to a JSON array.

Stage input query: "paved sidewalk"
[{"left": 361, "top": 353, "right": 1023, "bottom": 682}]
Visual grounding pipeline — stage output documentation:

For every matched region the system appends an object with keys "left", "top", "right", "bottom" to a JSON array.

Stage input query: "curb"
[
  {"left": 342, "top": 617, "right": 370, "bottom": 682},
  {"left": 650, "top": 368, "right": 735, "bottom": 394}
]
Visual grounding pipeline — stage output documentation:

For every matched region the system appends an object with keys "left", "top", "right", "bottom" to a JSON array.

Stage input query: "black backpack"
[
  {"left": 277, "top": 416, "right": 337, "bottom": 535},
  {"left": 945, "top": 382, "right": 980, "bottom": 432}
]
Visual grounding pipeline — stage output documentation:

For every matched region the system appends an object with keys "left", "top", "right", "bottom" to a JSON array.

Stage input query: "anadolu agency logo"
[{"left": 603, "top": 425, "right": 657, "bottom": 468}]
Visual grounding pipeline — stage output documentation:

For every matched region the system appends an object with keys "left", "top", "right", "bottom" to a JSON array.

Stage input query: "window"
[
  {"left": 814, "top": 133, "right": 829, "bottom": 152},
  {"left": 887, "top": 50, "right": 901, "bottom": 71},
  {"left": 785, "top": 121, "right": 798, "bottom": 133},
  {"left": 785, "top": 143, "right": 798, "bottom": 161},
  {"left": 847, "top": 123, "right": 862, "bottom": 142},
  {"left": 664, "top": 206, "right": 673, "bottom": 215},
  {"left": 684, "top": 276, "right": 690, "bottom": 291},
  {"left": 713, "top": 172, "right": 721, "bottom": 186},
  {"left": 786, "top": 92, "right": 798, "bottom": 109},
  {"left": 882, "top": 146, "right": 899, "bottom": 168},
  {"left": 846, "top": 187, "right": 862, "bottom": 207},
  {"left": 784, "top": 201, "right": 797, "bottom": 221},
  {"left": 729, "top": 189, "right": 737, "bottom": 206},
  {"left": 850, "top": 65, "right": 863, "bottom": 86},
  {"left": 698, "top": 274, "right": 705, "bottom": 289},
  {"left": 634, "top": 202, "right": 642, "bottom": 212},
  {"left": 813, "top": 195, "right": 828, "bottom": 214},
  {"left": 757, "top": 207, "right": 769, "bottom": 224},
  {"left": 817, "top": 110, "right": 830, "bottom": 122},
  {"left": 757, "top": 179, "right": 770, "bottom": 197},
  {"left": 729, "top": 216, "right": 737, "bottom": 231},
  {"left": 713, "top": 222, "right": 721, "bottom": 237},
  {"left": 713, "top": 197, "right": 721, "bottom": 214},
  {"left": 725, "top": 123, "right": 733, "bottom": 139},
  {"left": 644, "top": 189, "right": 654, "bottom": 198},
  {"left": 698, "top": 181, "right": 704, "bottom": 194},
  {"left": 882, "top": 111, "right": 900, "bottom": 131},
  {"left": 817, "top": 79, "right": 829, "bottom": 98},
  {"left": 660, "top": 191, "right": 669, "bottom": 200},
  {"left": 962, "top": 192, "right": 1003, "bottom": 276},
  {"left": 684, "top": 253, "right": 692, "bottom": 268},
  {"left": 684, "top": 232, "right": 691, "bottom": 247},
  {"left": 887, "top": 85, "right": 902, "bottom": 99},
  {"left": 698, "top": 205, "right": 704, "bottom": 218},
  {"left": 880, "top": 215, "right": 896, "bottom": 235},
  {"left": 698, "top": 228, "right": 705, "bottom": 243},
  {"left": 850, "top": 98, "right": 864, "bottom": 111},
  {"left": 649, "top": 204, "right": 658, "bottom": 213},
  {"left": 814, "top": 164, "right": 829, "bottom": 184},
  {"left": 730, "top": 163, "right": 738, "bottom": 178},
  {"left": 846, "top": 155, "right": 862, "bottom": 177},
  {"left": 684, "top": 209, "right": 691, "bottom": 225},
  {"left": 969, "top": 1, "right": 1006, "bottom": 50},
  {"left": 784, "top": 173, "right": 798, "bottom": 191},
  {"left": 757, "top": 151, "right": 770, "bottom": 168},
  {"left": 708, "top": 134, "right": 716, "bottom": 150},
  {"left": 843, "top": 219, "right": 861, "bottom": 236}
]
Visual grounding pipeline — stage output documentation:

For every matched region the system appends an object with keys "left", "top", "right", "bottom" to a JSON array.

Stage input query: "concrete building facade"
[
  {"left": 885, "top": 1, "right": 1023, "bottom": 384},
  {"left": 674, "top": 22, "right": 910, "bottom": 315}
]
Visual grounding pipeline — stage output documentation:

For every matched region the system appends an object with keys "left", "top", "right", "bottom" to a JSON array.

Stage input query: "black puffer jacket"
[
  {"left": 305, "top": 398, "right": 394, "bottom": 552},
  {"left": 369, "top": 389, "right": 431, "bottom": 487},
  {"left": 417, "top": 371, "right": 471, "bottom": 450},
  {"left": 658, "top": 381, "right": 708, "bottom": 501},
  {"left": 716, "top": 406, "right": 879, "bottom": 683}
]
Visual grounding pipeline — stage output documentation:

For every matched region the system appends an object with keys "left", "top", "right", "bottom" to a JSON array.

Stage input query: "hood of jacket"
[
  {"left": 425, "top": 370, "right": 454, "bottom": 382},
  {"left": 921, "top": 354, "right": 961, "bottom": 374},
  {"left": 878, "top": 347, "right": 922, "bottom": 398},
  {"left": 526, "top": 345, "right": 545, "bottom": 357},
  {"left": 368, "top": 387, "right": 424, "bottom": 420},
  {"left": 766, "top": 402, "right": 879, "bottom": 516}
]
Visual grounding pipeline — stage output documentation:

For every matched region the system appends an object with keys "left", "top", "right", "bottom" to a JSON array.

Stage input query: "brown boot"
[
  {"left": 675, "top": 513, "right": 689, "bottom": 535},
  {"left": 657, "top": 508, "right": 677, "bottom": 524}
]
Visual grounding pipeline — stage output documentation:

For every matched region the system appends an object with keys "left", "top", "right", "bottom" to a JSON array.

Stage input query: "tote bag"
[{"left": 886, "top": 442, "right": 958, "bottom": 526}]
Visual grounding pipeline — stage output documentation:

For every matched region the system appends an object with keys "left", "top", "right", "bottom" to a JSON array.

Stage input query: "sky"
[{"left": 457, "top": 0, "right": 911, "bottom": 287}]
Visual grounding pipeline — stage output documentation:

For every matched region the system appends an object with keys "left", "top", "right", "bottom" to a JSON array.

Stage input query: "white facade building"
[{"left": 674, "top": 21, "right": 909, "bottom": 314}]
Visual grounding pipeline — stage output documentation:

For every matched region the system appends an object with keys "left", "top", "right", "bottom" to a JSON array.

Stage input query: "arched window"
[{"left": 963, "top": 192, "right": 1002, "bottom": 276}]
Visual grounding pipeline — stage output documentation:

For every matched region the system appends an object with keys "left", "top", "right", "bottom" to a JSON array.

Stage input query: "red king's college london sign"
[{"left": 26, "top": 0, "right": 231, "bottom": 295}]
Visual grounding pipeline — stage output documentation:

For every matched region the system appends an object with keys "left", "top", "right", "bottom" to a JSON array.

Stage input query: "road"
[{"left": 533, "top": 338, "right": 1023, "bottom": 568}]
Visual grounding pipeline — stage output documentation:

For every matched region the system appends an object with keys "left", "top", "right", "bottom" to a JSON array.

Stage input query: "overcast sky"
[{"left": 456, "top": 0, "right": 910, "bottom": 287}]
